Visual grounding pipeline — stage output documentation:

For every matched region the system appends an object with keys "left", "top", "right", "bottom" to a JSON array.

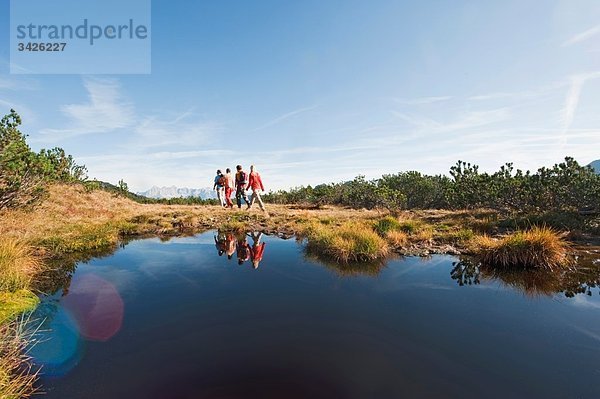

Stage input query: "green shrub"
[{"left": 373, "top": 216, "right": 402, "bottom": 236}]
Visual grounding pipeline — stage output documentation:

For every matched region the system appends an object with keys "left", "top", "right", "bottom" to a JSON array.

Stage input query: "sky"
[{"left": 1, "top": 0, "right": 599, "bottom": 192}]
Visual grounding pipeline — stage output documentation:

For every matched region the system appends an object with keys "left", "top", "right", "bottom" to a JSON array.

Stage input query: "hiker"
[
  {"left": 235, "top": 165, "right": 251, "bottom": 209},
  {"left": 224, "top": 168, "right": 235, "bottom": 208},
  {"left": 248, "top": 232, "right": 266, "bottom": 269},
  {"left": 247, "top": 165, "right": 266, "bottom": 212},
  {"left": 214, "top": 232, "right": 227, "bottom": 256},
  {"left": 236, "top": 234, "right": 251, "bottom": 265},
  {"left": 213, "top": 169, "right": 226, "bottom": 207},
  {"left": 225, "top": 232, "right": 236, "bottom": 260}
]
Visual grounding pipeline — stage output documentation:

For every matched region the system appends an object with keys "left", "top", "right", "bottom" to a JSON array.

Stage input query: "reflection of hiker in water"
[
  {"left": 214, "top": 232, "right": 227, "bottom": 256},
  {"left": 236, "top": 234, "right": 251, "bottom": 265},
  {"left": 225, "top": 232, "right": 236, "bottom": 260},
  {"left": 248, "top": 232, "right": 266, "bottom": 269}
]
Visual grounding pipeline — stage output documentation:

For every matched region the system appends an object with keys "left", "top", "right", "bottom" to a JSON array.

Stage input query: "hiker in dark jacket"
[
  {"left": 236, "top": 234, "right": 250, "bottom": 265},
  {"left": 234, "top": 165, "right": 251, "bottom": 209}
]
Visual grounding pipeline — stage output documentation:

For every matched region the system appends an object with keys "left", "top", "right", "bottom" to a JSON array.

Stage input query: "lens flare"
[{"left": 61, "top": 273, "right": 125, "bottom": 342}]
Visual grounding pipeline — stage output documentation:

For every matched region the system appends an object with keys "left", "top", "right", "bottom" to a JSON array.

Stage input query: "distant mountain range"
[
  {"left": 589, "top": 160, "right": 600, "bottom": 174},
  {"left": 137, "top": 186, "right": 217, "bottom": 200}
]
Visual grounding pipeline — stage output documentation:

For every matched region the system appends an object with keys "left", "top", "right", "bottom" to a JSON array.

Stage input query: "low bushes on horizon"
[{"left": 264, "top": 158, "right": 600, "bottom": 217}]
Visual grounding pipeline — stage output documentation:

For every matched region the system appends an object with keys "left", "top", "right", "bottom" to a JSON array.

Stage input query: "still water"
[{"left": 32, "top": 231, "right": 600, "bottom": 399}]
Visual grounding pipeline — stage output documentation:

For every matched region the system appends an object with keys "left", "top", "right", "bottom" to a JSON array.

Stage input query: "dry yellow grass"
[
  {"left": 0, "top": 318, "right": 39, "bottom": 399},
  {"left": 0, "top": 184, "right": 383, "bottom": 246},
  {"left": 386, "top": 230, "right": 409, "bottom": 247},
  {"left": 302, "top": 221, "right": 389, "bottom": 263},
  {"left": 0, "top": 238, "right": 40, "bottom": 293},
  {"left": 472, "top": 227, "right": 570, "bottom": 270}
]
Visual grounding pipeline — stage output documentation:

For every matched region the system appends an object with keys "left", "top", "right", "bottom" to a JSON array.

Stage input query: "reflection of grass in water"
[
  {"left": 304, "top": 252, "right": 386, "bottom": 277},
  {"left": 452, "top": 257, "right": 600, "bottom": 297},
  {"left": 219, "top": 221, "right": 246, "bottom": 234}
]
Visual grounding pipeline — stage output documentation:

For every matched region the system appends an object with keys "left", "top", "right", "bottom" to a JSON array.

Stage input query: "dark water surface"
[{"left": 32, "top": 232, "right": 600, "bottom": 399}]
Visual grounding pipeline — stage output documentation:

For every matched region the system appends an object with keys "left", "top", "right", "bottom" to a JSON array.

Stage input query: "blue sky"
[{"left": 1, "top": 0, "right": 599, "bottom": 191}]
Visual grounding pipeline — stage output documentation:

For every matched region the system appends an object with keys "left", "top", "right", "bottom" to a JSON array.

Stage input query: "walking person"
[
  {"left": 224, "top": 168, "right": 235, "bottom": 209},
  {"left": 225, "top": 232, "right": 236, "bottom": 260},
  {"left": 236, "top": 233, "right": 250, "bottom": 265},
  {"left": 235, "top": 165, "right": 251, "bottom": 209},
  {"left": 214, "top": 232, "right": 227, "bottom": 256},
  {"left": 247, "top": 165, "right": 267, "bottom": 212},
  {"left": 213, "top": 169, "right": 226, "bottom": 207},
  {"left": 248, "top": 232, "right": 266, "bottom": 269}
]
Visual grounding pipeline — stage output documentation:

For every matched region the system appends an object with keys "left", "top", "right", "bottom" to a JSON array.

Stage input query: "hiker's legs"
[
  {"left": 254, "top": 190, "right": 265, "bottom": 211},
  {"left": 225, "top": 187, "right": 233, "bottom": 207},
  {"left": 216, "top": 188, "right": 224, "bottom": 206},
  {"left": 240, "top": 188, "right": 250, "bottom": 207},
  {"left": 236, "top": 188, "right": 242, "bottom": 208},
  {"left": 250, "top": 190, "right": 265, "bottom": 211}
]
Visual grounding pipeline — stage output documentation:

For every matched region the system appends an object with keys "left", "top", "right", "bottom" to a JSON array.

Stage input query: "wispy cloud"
[
  {"left": 391, "top": 107, "right": 510, "bottom": 134},
  {"left": 393, "top": 96, "right": 452, "bottom": 105},
  {"left": 0, "top": 77, "right": 38, "bottom": 91},
  {"left": 37, "top": 78, "right": 135, "bottom": 141},
  {"left": 559, "top": 71, "right": 600, "bottom": 149},
  {"left": 134, "top": 111, "right": 222, "bottom": 149},
  {"left": 562, "top": 24, "right": 600, "bottom": 47},
  {"left": 251, "top": 105, "right": 317, "bottom": 131}
]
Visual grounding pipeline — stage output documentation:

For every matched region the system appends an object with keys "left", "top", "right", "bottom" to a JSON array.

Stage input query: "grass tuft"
[
  {"left": 385, "top": 230, "right": 409, "bottom": 247},
  {"left": 0, "top": 317, "right": 40, "bottom": 399},
  {"left": 304, "top": 222, "right": 389, "bottom": 263},
  {"left": 0, "top": 290, "right": 39, "bottom": 325},
  {"left": 472, "top": 226, "right": 570, "bottom": 270},
  {"left": 0, "top": 238, "right": 40, "bottom": 292},
  {"left": 373, "top": 216, "right": 402, "bottom": 236}
]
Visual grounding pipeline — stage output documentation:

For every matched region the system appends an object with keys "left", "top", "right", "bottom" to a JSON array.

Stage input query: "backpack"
[
  {"left": 237, "top": 171, "right": 247, "bottom": 184},
  {"left": 217, "top": 175, "right": 226, "bottom": 186}
]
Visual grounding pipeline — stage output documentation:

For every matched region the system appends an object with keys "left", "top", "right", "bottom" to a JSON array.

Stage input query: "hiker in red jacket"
[
  {"left": 248, "top": 232, "right": 266, "bottom": 269},
  {"left": 247, "top": 165, "right": 266, "bottom": 212}
]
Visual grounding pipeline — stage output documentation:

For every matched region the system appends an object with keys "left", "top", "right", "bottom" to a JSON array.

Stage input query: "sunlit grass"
[
  {"left": 303, "top": 221, "right": 389, "bottom": 263},
  {"left": 0, "top": 238, "right": 40, "bottom": 292},
  {"left": 472, "top": 226, "right": 570, "bottom": 270},
  {"left": 0, "top": 291, "right": 39, "bottom": 325},
  {"left": 373, "top": 216, "right": 402, "bottom": 236},
  {"left": 385, "top": 230, "right": 409, "bottom": 247},
  {"left": 0, "top": 317, "right": 40, "bottom": 399}
]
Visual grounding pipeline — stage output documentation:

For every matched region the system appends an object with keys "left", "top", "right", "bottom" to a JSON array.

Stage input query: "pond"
[{"left": 31, "top": 231, "right": 600, "bottom": 399}]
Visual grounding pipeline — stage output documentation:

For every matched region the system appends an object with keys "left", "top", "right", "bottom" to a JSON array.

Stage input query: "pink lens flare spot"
[{"left": 62, "top": 274, "right": 125, "bottom": 342}]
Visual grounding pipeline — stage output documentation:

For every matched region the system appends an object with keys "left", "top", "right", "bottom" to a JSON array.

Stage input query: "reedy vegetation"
[{"left": 0, "top": 317, "right": 39, "bottom": 398}]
